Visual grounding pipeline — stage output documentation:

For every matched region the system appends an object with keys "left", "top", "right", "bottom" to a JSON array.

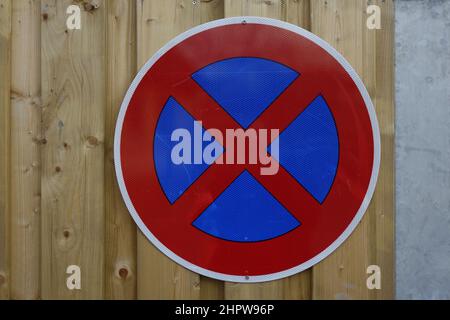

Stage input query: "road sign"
[{"left": 115, "top": 17, "right": 380, "bottom": 282}]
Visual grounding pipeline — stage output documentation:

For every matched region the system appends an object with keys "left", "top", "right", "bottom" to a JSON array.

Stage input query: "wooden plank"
[
  {"left": 0, "top": 0, "right": 11, "bottom": 300},
  {"left": 285, "top": 0, "right": 310, "bottom": 31},
  {"left": 136, "top": 0, "right": 224, "bottom": 300},
  {"left": 225, "top": 0, "right": 284, "bottom": 18},
  {"left": 224, "top": 0, "right": 312, "bottom": 300},
  {"left": 105, "top": 0, "right": 137, "bottom": 300},
  {"left": 371, "top": 0, "right": 395, "bottom": 299},
  {"left": 200, "top": 277, "right": 224, "bottom": 300},
  {"left": 310, "top": 0, "right": 394, "bottom": 300},
  {"left": 10, "top": 0, "right": 41, "bottom": 300},
  {"left": 41, "top": 0, "right": 106, "bottom": 299}
]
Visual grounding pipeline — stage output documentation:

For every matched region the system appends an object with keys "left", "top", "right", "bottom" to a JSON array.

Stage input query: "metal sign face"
[{"left": 115, "top": 17, "right": 380, "bottom": 283}]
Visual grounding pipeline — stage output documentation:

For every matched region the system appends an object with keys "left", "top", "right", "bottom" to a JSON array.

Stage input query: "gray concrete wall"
[{"left": 396, "top": 0, "right": 450, "bottom": 299}]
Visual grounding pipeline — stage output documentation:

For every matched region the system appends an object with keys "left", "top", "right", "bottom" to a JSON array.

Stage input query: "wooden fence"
[{"left": 0, "top": 0, "right": 394, "bottom": 300}]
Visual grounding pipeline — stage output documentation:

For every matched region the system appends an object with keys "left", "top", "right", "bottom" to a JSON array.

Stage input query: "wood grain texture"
[
  {"left": 310, "top": 0, "right": 394, "bottom": 300},
  {"left": 371, "top": 0, "right": 395, "bottom": 299},
  {"left": 200, "top": 277, "right": 224, "bottom": 300},
  {"left": 224, "top": 0, "right": 312, "bottom": 300},
  {"left": 225, "top": 0, "right": 284, "bottom": 18},
  {"left": 136, "top": 0, "right": 224, "bottom": 300},
  {"left": 10, "top": 0, "right": 41, "bottom": 300},
  {"left": 0, "top": 0, "right": 11, "bottom": 300},
  {"left": 105, "top": 0, "right": 137, "bottom": 300},
  {"left": 285, "top": 0, "right": 310, "bottom": 31},
  {"left": 41, "top": 0, "right": 106, "bottom": 299}
]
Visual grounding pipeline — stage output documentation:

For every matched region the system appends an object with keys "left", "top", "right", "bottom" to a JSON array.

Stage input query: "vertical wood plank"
[
  {"left": 285, "top": 0, "right": 310, "bottom": 31},
  {"left": 105, "top": 0, "right": 137, "bottom": 300},
  {"left": 41, "top": 0, "right": 106, "bottom": 299},
  {"left": 225, "top": 0, "right": 284, "bottom": 18},
  {"left": 136, "top": 0, "right": 224, "bottom": 300},
  {"left": 200, "top": 277, "right": 224, "bottom": 300},
  {"left": 311, "top": 0, "right": 394, "bottom": 300},
  {"left": 224, "top": 0, "right": 312, "bottom": 300},
  {"left": 372, "top": 0, "right": 395, "bottom": 299},
  {"left": 0, "top": 0, "right": 11, "bottom": 300},
  {"left": 10, "top": 0, "right": 41, "bottom": 300}
]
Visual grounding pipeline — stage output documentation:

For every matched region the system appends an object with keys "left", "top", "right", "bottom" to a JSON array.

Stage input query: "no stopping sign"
[{"left": 115, "top": 17, "right": 380, "bottom": 282}]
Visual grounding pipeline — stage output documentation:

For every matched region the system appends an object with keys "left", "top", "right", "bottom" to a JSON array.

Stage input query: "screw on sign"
[{"left": 115, "top": 17, "right": 380, "bottom": 282}]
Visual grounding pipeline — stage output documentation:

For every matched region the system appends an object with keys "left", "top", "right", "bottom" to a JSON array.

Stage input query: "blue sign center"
[{"left": 154, "top": 57, "right": 339, "bottom": 242}]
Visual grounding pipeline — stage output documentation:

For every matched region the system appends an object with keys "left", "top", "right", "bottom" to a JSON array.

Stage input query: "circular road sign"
[{"left": 115, "top": 17, "right": 380, "bottom": 283}]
